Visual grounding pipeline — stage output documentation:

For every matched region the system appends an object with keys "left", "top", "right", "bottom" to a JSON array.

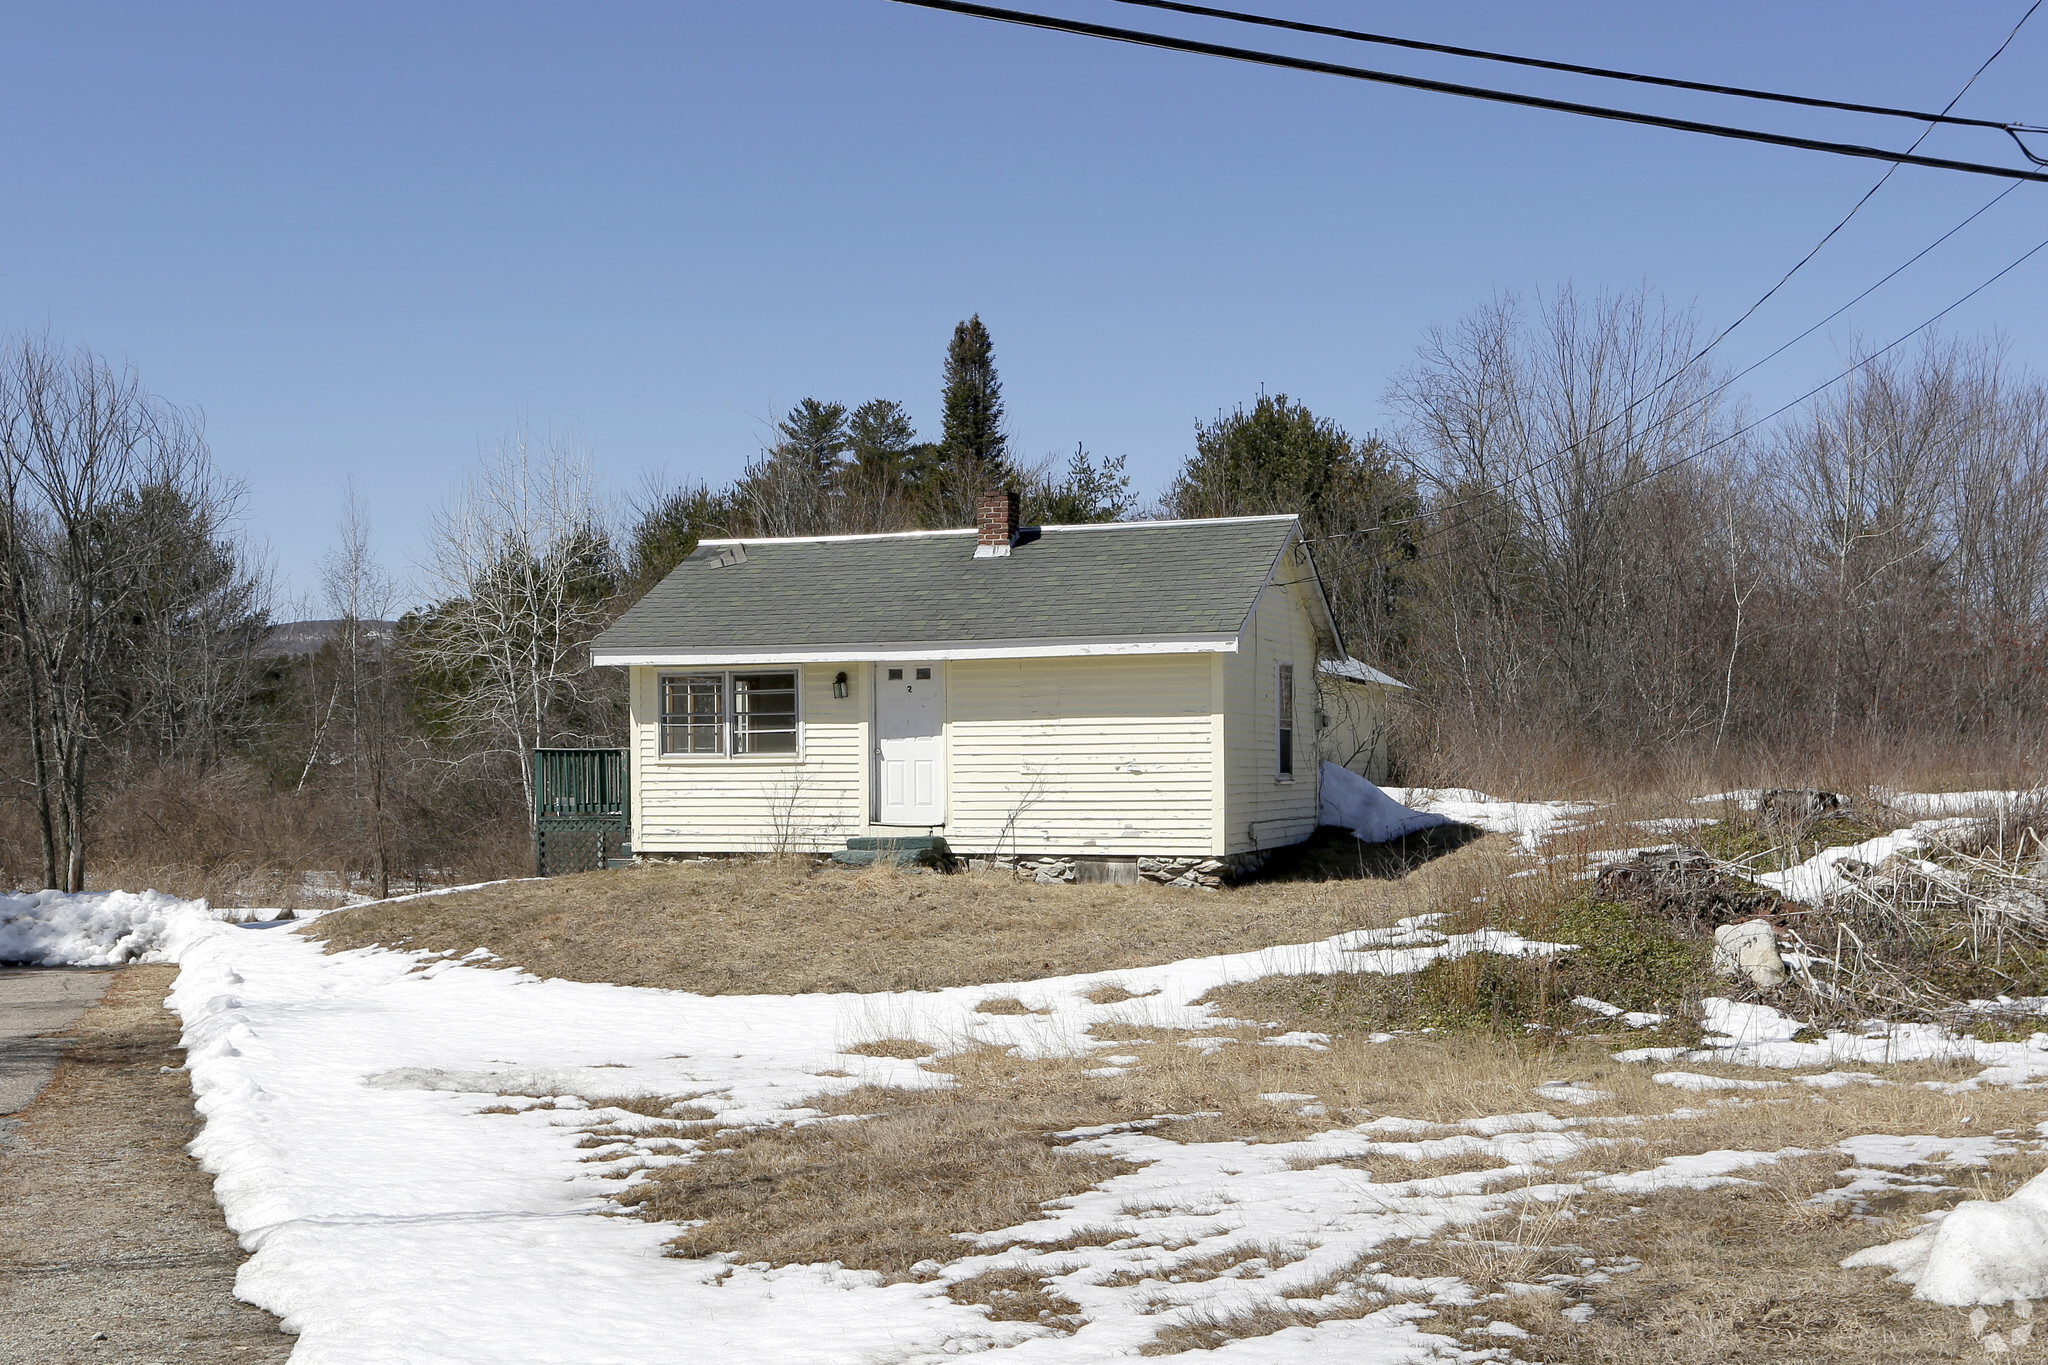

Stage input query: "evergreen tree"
[
  {"left": 771, "top": 398, "right": 850, "bottom": 479},
  {"left": 622, "top": 482, "right": 735, "bottom": 602},
  {"left": 840, "top": 399, "right": 922, "bottom": 532},
  {"left": 1166, "top": 393, "right": 1420, "bottom": 663},
  {"left": 923, "top": 315, "right": 1015, "bottom": 524},
  {"left": 1025, "top": 445, "right": 1136, "bottom": 524},
  {"left": 734, "top": 398, "right": 849, "bottom": 536},
  {"left": 846, "top": 399, "right": 918, "bottom": 485}
]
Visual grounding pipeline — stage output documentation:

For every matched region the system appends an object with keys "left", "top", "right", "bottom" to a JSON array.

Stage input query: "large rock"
[
  {"left": 1712, "top": 919, "right": 1789, "bottom": 989},
  {"left": 1761, "top": 788, "right": 1849, "bottom": 820}
]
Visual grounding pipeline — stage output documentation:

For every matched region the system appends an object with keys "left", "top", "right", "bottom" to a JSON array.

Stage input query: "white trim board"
[
  {"left": 593, "top": 632, "right": 1243, "bottom": 667},
  {"left": 688, "top": 513, "right": 1300, "bottom": 550}
]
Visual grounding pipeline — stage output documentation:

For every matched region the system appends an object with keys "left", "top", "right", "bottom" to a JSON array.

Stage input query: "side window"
[
  {"left": 1277, "top": 663, "right": 1295, "bottom": 779},
  {"left": 660, "top": 674, "right": 725, "bottom": 755},
  {"left": 731, "top": 671, "right": 799, "bottom": 754}
]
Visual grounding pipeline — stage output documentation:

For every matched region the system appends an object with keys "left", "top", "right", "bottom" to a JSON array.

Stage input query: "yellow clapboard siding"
[
  {"left": 629, "top": 663, "right": 869, "bottom": 854},
  {"left": 1221, "top": 564, "right": 1323, "bottom": 853},
  {"left": 943, "top": 654, "right": 1219, "bottom": 857}
]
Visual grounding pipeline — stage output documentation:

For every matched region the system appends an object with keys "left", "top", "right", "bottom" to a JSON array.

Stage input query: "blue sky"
[{"left": 2, "top": 1, "right": 2043, "bottom": 609}]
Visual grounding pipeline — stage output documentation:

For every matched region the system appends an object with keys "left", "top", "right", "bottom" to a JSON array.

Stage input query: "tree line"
[{"left": 3, "top": 293, "right": 2045, "bottom": 897}]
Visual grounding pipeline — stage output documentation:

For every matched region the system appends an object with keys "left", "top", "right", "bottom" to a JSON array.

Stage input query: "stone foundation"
[{"left": 965, "top": 851, "right": 1270, "bottom": 890}]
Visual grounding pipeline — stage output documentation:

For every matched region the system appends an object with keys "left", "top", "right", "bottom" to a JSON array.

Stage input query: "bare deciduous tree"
[
  {"left": 321, "top": 484, "right": 400, "bottom": 896},
  {"left": 411, "top": 426, "right": 619, "bottom": 825},
  {"left": 0, "top": 335, "right": 238, "bottom": 889}
]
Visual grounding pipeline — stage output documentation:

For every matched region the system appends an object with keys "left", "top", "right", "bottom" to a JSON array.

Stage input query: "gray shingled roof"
[{"left": 592, "top": 517, "right": 1302, "bottom": 655}]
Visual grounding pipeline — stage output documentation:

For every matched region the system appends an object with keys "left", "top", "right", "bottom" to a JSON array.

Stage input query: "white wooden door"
[{"left": 875, "top": 662, "right": 945, "bottom": 825}]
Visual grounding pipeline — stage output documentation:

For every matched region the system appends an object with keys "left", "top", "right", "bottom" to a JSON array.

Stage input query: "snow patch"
[
  {"left": 1844, "top": 1167, "right": 2048, "bottom": 1306},
  {"left": 1315, "top": 763, "right": 1450, "bottom": 844},
  {"left": 1383, "top": 787, "right": 1596, "bottom": 853},
  {"left": 0, "top": 888, "right": 228, "bottom": 966}
]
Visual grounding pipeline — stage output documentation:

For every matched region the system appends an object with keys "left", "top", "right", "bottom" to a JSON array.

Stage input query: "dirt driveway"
[{"left": 0, "top": 965, "right": 292, "bottom": 1363}]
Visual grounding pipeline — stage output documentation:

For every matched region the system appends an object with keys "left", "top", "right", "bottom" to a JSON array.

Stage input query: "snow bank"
[
  {"left": 1381, "top": 786, "right": 1595, "bottom": 853},
  {"left": 1754, "top": 817, "right": 1973, "bottom": 906},
  {"left": 1877, "top": 788, "right": 2044, "bottom": 817},
  {"left": 1315, "top": 763, "right": 1450, "bottom": 844},
  {"left": 1843, "top": 1167, "right": 2048, "bottom": 1305},
  {"left": 1612, "top": 997, "right": 2048, "bottom": 1089},
  {"left": 0, "top": 888, "right": 224, "bottom": 966}
]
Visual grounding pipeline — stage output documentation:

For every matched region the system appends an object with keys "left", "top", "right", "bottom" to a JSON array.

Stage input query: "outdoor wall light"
[{"left": 833, "top": 671, "right": 850, "bottom": 699}]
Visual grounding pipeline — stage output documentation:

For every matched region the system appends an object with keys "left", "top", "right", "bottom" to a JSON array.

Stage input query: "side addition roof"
[
  {"left": 1320, "top": 657, "right": 1411, "bottom": 690},
  {"left": 590, "top": 516, "right": 1323, "bottom": 665}
]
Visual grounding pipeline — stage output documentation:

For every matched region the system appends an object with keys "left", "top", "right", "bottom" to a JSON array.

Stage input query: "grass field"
[{"left": 307, "top": 791, "right": 2048, "bottom": 1361}]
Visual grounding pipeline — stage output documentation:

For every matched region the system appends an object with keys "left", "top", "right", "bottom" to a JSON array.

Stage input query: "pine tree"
[
  {"left": 772, "top": 398, "right": 850, "bottom": 479},
  {"left": 1025, "top": 445, "right": 1136, "bottom": 524},
  {"left": 846, "top": 399, "right": 917, "bottom": 484},
  {"left": 1166, "top": 393, "right": 1420, "bottom": 664},
  {"left": 733, "top": 398, "right": 848, "bottom": 536},
  {"left": 841, "top": 399, "right": 921, "bottom": 532},
  {"left": 924, "top": 315, "right": 1015, "bottom": 524}
]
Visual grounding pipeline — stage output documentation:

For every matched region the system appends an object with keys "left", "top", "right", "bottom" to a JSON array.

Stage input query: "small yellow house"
[{"left": 589, "top": 493, "right": 1402, "bottom": 884}]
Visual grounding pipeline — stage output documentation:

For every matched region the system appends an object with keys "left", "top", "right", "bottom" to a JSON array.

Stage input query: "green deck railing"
[{"left": 534, "top": 747, "right": 630, "bottom": 876}]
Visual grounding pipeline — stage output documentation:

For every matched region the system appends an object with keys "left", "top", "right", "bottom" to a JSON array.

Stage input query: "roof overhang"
[
  {"left": 1319, "top": 657, "right": 1411, "bottom": 690},
  {"left": 591, "top": 632, "right": 1243, "bottom": 667}
]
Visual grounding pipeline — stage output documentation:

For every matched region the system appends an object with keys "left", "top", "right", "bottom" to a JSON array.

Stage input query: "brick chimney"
[{"left": 975, "top": 487, "right": 1020, "bottom": 558}]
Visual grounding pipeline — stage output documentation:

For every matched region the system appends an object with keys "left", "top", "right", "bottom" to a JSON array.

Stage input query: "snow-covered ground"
[
  {"left": 12, "top": 889, "right": 2014, "bottom": 1358},
  {"left": 1383, "top": 787, "right": 1596, "bottom": 853},
  {"left": 157, "top": 904, "right": 1593, "bottom": 1363},
  {"left": 0, "top": 888, "right": 241, "bottom": 965},
  {"left": 8, "top": 781, "right": 2044, "bottom": 1357}
]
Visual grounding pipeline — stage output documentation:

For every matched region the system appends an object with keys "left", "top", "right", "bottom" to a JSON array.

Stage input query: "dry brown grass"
[
  {"left": 612, "top": 1004, "right": 2048, "bottom": 1361},
  {"left": 975, "top": 996, "right": 1050, "bottom": 1016},
  {"left": 1466, "top": 1176, "right": 2004, "bottom": 1363},
  {"left": 303, "top": 838, "right": 1512, "bottom": 994},
  {"left": 842, "top": 1038, "right": 937, "bottom": 1059},
  {"left": 288, "top": 779, "right": 2048, "bottom": 1361},
  {"left": 626, "top": 1072, "right": 1135, "bottom": 1280}
]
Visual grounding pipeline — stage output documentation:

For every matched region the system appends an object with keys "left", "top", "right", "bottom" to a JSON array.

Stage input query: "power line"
[
  {"left": 1378, "top": 0, "right": 2042, "bottom": 533},
  {"left": 1383, "top": 226, "right": 2048, "bottom": 568},
  {"left": 1106, "top": 0, "right": 2048, "bottom": 163},
  {"left": 889, "top": 0, "right": 2048, "bottom": 182},
  {"left": 1297, "top": 191, "right": 2035, "bottom": 558}
]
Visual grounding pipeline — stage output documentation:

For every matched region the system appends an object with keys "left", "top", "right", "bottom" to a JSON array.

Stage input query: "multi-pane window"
[
  {"left": 731, "top": 671, "right": 798, "bottom": 754},
  {"left": 660, "top": 675, "right": 725, "bottom": 754},
  {"left": 660, "top": 671, "right": 798, "bottom": 756},
  {"left": 1276, "top": 663, "right": 1295, "bottom": 780}
]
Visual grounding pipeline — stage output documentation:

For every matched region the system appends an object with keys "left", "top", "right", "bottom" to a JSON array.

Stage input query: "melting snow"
[
  {"left": 104, "top": 893, "right": 1587, "bottom": 1363},
  {"left": 1380, "top": 788, "right": 1596, "bottom": 854},
  {"left": 0, "top": 888, "right": 233, "bottom": 966},
  {"left": 1844, "top": 1167, "right": 2048, "bottom": 1306}
]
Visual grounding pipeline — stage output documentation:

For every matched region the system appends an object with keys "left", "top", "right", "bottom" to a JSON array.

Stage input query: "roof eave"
[{"left": 591, "top": 632, "right": 1244, "bottom": 667}]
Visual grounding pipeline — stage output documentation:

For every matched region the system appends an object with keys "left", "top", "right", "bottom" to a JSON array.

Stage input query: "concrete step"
[{"left": 832, "top": 836, "right": 953, "bottom": 869}]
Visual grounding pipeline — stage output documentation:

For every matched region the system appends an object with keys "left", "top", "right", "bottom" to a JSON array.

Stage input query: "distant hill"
[{"left": 261, "top": 619, "right": 398, "bottom": 657}]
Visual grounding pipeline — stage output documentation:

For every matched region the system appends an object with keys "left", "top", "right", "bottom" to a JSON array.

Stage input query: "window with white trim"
[
  {"left": 1276, "top": 662, "right": 1295, "bottom": 780},
  {"left": 659, "top": 671, "right": 799, "bottom": 756}
]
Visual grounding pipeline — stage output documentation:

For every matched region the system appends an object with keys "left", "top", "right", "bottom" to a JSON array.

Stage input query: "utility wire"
[
  {"left": 890, "top": 0, "right": 2048, "bottom": 182},
  {"left": 1364, "top": 225, "right": 2048, "bottom": 569},
  {"left": 1681, "top": 0, "right": 2045, "bottom": 365},
  {"left": 1301, "top": 178, "right": 2028, "bottom": 558},
  {"left": 1106, "top": 0, "right": 2048, "bottom": 161},
  {"left": 1368, "top": 0, "right": 2043, "bottom": 534}
]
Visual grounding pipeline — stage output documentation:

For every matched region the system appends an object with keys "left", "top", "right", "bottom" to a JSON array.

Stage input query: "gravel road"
[
  {"left": 0, "top": 965, "right": 293, "bottom": 1363},
  {"left": 1, "top": 965, "right": 113, "bottom": 1131}
]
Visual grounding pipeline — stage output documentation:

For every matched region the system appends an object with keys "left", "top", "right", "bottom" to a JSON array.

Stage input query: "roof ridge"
[{"left": 696, "top": 513, "right": 1300, "bottom": 548}]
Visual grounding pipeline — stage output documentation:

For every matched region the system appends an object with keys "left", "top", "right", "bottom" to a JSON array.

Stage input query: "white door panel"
[{"left": 876, "top": 662, "right": 945, "bottom": 825}]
